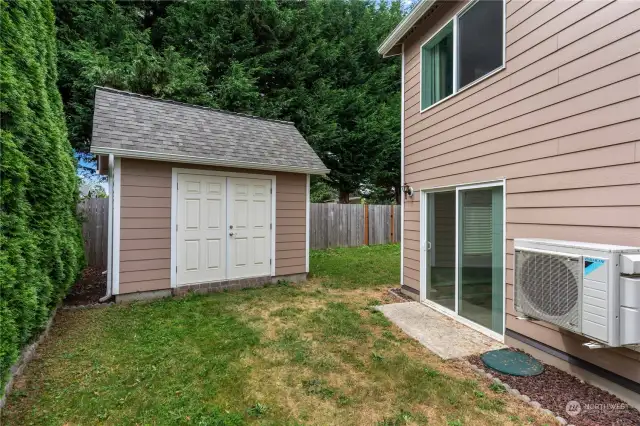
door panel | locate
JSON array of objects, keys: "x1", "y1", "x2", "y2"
[
  {"x1": 228, "y1": 177, "x2": 272, "y2": 278},
  {"x1": 177, "y1": 174, "x2": 226, "y2": 285},
  {"x1": 425, "y1": 191, "x2": 456, "y2": 311},
  {"x1": 457, "y1": 186, "x2": 504, "y2": 334}
]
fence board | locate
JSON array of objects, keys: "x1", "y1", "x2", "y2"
[
  {"x1": 310, "y1": 203, "x2": 400, "y2": 249},
  {"x1": 77, "y1": 198, "x2": 109, "y2": 268},
  {"x1": 79, "y1": 201, "x2": 400, "y2": 263}
]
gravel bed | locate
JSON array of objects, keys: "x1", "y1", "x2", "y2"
[{"x1": 467, "y1": 351, "x2": 640, "y2": 426}]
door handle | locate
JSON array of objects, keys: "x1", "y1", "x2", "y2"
[{"x1": 427, "y1": 241, "x2": 432, "y2": 250}]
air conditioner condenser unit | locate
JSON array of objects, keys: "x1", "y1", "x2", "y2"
[{"x1": 514, "y1": 239, "x2": 640, "y2": 348}]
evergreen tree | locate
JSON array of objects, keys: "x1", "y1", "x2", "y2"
[
  {"x1": 54, "y1": 0, "x2": 403, "y2": 202},
  {"x1": 0, "y1": 0, "x2": 84, "y2": 388}
]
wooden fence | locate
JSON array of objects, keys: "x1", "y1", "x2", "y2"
[
  {"x1": 77, "y1": 200, "x2": 400, "y2": 267},
  {"x1": 77, "y1": 198, "x2": 109, "y2": 268},
  {"x1": 310, "y1": 203, "x2": 400, "y2": 249}
]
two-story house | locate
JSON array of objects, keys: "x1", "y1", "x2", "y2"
[{"x1": 379, "y1": 0, "x2": 640, "y2": 406}]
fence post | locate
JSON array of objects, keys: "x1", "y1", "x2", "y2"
[
  {"x1": 390, "y1": 205, "x2": 394, "y2": 243},
  {"x1": 364, "y1": 204, "x2": 369, "y2": 246}
]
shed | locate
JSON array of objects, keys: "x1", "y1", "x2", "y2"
[{"x1": 91, "y1": 87, "x2": 329, "y2": 302}]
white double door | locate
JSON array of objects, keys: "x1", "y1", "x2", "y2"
[{"x1": 177, "y1": 173, "x2": 272, "y2": 285}]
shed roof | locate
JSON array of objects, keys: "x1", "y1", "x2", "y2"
[{"x1": 90, "y1": 87, "x2": 329, "y2": 175}]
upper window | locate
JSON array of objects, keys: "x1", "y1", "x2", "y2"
[{"x1": 421, "y1": 0, "x2": 504, "y2": 111}]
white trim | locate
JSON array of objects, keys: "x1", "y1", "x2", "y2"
[
  {"x1": 271, "y1": 176, "x2": 276, "y2": 277},
  {"x1": 305, "y1": 174, "x2": 310, "y2": 274},
  {"x1": 419, "y1": 0, "x2": 506, "y2": 114},
  {"x1": 170, "y1": 169, "x2": 178, "y2": 288},
  {"x1": 112, "y1": 157, "x2": 121, "y2": 295},
  {"x1": 378, "y1": 0, "x2": 437, "y2": 57},
  {"x1": 91, "y1": 146, "x2": 329, "y2": 176},
  {"x1": 106, "y1": 154, "x2": 114, "y2": 297},
  {"x1": 172, "y1": 168, "x2": 276, "y2": 180},
  {"x1": 454, "y1": 186, "x2": 460, "y2": 313},
  {"x1": 419, "y1": 177, "x2": 506, "y2": 193},
  {"x1": 452, "y1": 15, "x2": 459, "y2": 93},
  {"x1": 419, "y1": 178, "x2": 506, "y2": 341},
  {"x1": 419, "y1": 188, "x2": 426, "y2": 300},
  {"x1": 226, "y1": 177, "x2": 231, "y2": 278},
  {"x1": 400, "y1": 43, "x2": 405, "y2": 286},
  {"x1": 457, "y1": 180, "x2": 505, "y2": 191},
  {"x1": 170, "y1": 167, "x2": 277, "y2": 288}
]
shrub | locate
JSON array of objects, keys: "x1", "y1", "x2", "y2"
[{"x1": 0, "y1": 0, "x2": 84, "y2": 391}]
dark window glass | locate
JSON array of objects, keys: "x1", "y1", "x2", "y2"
[
  {"x1": 421, "y1": 22, "x2": 453, "y2": 109},
  {"x1": 457, "y1": 0, "x2": 503, "y2": 89}
]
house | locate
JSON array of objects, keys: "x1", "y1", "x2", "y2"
[
  {"x1": 380, "y1": 0, "x2": 640, "y2": 405},
  {"x1": 91, "y1": 87, "x2": 329, "y2": 302}
]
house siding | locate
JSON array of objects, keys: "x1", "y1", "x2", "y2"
[
  {"x1": 401, "y1": 0, "x2": 640, "y2": 382},
  {"x1": 118, "y1": 158, "x2": 307, "y2": 294}
]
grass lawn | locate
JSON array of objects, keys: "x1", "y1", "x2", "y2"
[{"x1": 3, "y1": 244, "x2": 553, "y2": 425}]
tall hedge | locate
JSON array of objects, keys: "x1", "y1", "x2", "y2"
[{"x1": 0, "y1": 0, "x2": 84, "y2": 389}]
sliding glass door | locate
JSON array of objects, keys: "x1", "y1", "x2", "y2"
[
  {"x1": 457, "y1": 186, "x2": 504, "y2": 334},
  {"x1": 425, "y1": 191, "x2": 456, "y2": 311},
  {"x1": 422, "y1": 183, "x2": 504, "y2": 336}
]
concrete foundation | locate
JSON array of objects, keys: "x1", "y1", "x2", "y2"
[
  {"x1": 115, "y1": 273, "x2": 308, "y2": 302},
  {"x1": 115, "y1": 289, "x2": 172, "y2": 303}
]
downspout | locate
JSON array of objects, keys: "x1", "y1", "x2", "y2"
[{"x1": 99, "y1": 154, "x2": 115, "y2": 302}]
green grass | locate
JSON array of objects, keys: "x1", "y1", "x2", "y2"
[
  {"x1": 309, "y1": 244, "x2": 401, "y2": 288},
  {"x1": 3, "y1": 244, "x2": 551, "y2": 425}
]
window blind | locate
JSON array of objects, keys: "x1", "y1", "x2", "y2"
[{"x1": 462, "y1": 191, "x2": 492, "y2": 255}]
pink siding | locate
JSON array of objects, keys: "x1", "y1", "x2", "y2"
[
  {"x1": 401, "y1": 0, "x2": 640, "y2": 381},
  {"x1": 118, "y1": 158, "x2": 307, "y2": 293}
]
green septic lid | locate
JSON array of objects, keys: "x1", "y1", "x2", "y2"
[{"x1": 481, "y1": 349, "x2": 544, "y2": 377}]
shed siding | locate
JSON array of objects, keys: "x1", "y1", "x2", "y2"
[
  {"x1": 402, "y1": 0, "x2": 640, "y2": 381},
  {"x1": 119, "y1": 158, "x2": 306, "y2": 293}
]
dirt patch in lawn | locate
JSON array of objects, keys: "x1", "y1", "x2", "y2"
[
  {"x1": 63, "y1": 266, "x2": 107, "y2": 306},
  {"x1": 388, "y1": 287, "x2": 414, "y2": 301},
  {"x1": 468, "y1": 352, "x2": 640, "y2": 426}
]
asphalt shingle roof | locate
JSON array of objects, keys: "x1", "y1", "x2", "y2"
[{"x1": 90, "y1": 87, "x2": 329, "y2": 174}]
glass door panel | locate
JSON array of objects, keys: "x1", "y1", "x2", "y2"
[
  {"x1": 426, "y1": 191, "x2": 456, "y2": 311},
  {"x1": 457, "y1": 186, "x2": 503, "y2": 333}
]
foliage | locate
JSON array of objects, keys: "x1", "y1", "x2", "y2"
[
  {"x1": 54, "y1": 0, "x2": 403, "y2": 202},
  {"x1": 0, "y1": 0, "x2": 84, "y2": 390},
  {"x1": 310, "y1": 177, "x2": 337, "y2": 203}
]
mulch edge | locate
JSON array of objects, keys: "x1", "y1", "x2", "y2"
[
  {"x1": 460, "y1": 359, "x2": 568, "y2": 426},
  {"x1": 0, "y1": 306, "x2": 59, "y2": 411},
  {"x1": 387, "y1": 287, "x2": 413, "y2": 302}
]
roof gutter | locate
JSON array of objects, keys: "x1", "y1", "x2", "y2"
[
  {"x1": 90, "y1": 146, "x2": 330, "y2": 176},
  {"x1": 378, "y1": 0, "x2": 437, "y2": 57}
]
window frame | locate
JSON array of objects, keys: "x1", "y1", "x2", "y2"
[{"x1": 419, "y1": 0, "x2": 506, "y2": 113}]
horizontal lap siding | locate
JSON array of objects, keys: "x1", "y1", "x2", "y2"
[
  {"x1": 401, "y1": 0, "x2": 640, "y2": 374},
  {"x1": 118, "y1": 159, "x2": 306, "y2": 294},
  {"x1": 120, "y1": 159, "x2": 172, "y2": 293}
]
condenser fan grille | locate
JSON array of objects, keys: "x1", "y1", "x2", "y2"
[{"x1": 515, "y1": 250, "x2": 581, "y2": 333}]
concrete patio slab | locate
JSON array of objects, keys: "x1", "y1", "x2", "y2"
[{"x1": 377, "y1": 302, "x2": 506, "y2": 359}]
